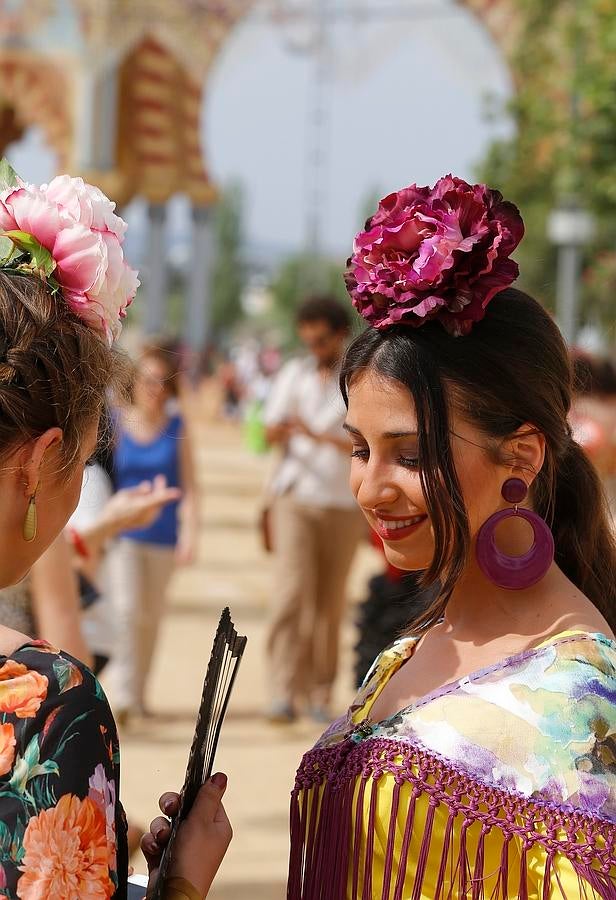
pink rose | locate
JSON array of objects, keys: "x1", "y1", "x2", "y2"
[
  {"x1": 0, "y1": 175, "x2": 138, "y2": 343},
  {"x1": 44, "y1": 175, "x2": 127, "y2": 239},
  {"x1": 345, "y1": 175, "x2": 524, "y2": 336}
]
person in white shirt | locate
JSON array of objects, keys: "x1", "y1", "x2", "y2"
[{"x1": 263, "y1": 296, "x2": 365, "y2": 722}]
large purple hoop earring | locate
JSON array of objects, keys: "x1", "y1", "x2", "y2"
[{"x1": 475, "y1": 477, "x2": 554, "y2": 590}]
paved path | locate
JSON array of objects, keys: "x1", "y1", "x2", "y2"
[{"x1": 113, "y1": 410, "x2": 380, "y2": 897}]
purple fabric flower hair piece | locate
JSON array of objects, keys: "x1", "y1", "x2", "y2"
[{"x1": 345, "y1": 175, "x2": 525, "y2": 336}]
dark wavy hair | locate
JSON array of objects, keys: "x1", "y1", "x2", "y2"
[{"x1": 340, "y1": 287, "x2": 616, "y2": 633}]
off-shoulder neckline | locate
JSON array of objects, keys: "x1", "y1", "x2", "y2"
[{"x1": 362, "y1": 630, "x2": 616, "y2": 729}]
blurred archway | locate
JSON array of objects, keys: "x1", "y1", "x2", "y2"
[{"x1": 0, "y1": 0, "x2": 518, "y2": 345}]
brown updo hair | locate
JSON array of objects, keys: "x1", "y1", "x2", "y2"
[
  {"x1": 341, "y1": 288, "x2": 616, "y2": 633},
  {"x1": 0, "y1": 271, "x2": 126, "y2": 473}
]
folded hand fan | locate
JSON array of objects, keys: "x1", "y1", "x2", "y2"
[{"x1": 150, "y1": 607, "x2": 247, "y2": 899}]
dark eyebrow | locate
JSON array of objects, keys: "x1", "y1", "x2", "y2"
[
  {"x1": 383, "y1": 431, "x2": 418, "y2": 439},
  {"x1": 343, "y1": 423, "x2": 418, "y2": 440}
]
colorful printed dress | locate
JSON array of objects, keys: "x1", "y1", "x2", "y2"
[
  {"x1": 0, "y1": 640, "x2": 128, "y2": 899},
  {"x1": 289, "y1": 631, "x2": 616, "y2": 898}
]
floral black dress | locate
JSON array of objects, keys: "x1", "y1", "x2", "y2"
[{"x1": 0, "y1": 640, "x2": 128, "y2": 899}]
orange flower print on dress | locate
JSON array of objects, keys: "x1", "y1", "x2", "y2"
[
  {"x1": 18, "y1": 794, "x2": 114, "y2": 900},
  {"x1": 0, "y1": 661, "x2": 48, "y2": 719},
  {"x1": 0, "y1": 724, "x2": 16, "y2": 777}
]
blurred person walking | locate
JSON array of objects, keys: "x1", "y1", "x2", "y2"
[
  {"x1": 218, "y1": 355, "x2": 243, "y2": 419},
  {"x1": 108, "y1": 345, "x2": 198, "y2": 722},
  {"x1": 264, "y1": 296, "x2": 364, "y2": 723}
]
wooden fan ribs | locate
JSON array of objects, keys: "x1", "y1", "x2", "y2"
[{"x1": 151, "y1": 607, "x2": 247, "y2": 900}]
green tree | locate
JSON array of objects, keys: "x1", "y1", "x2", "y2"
[
  {"x1": 478, "y1": 0, "x2": 616, "y2": 329},
  {"x1": 211, "y1": 183, "x2": 246, "y2": 335}
]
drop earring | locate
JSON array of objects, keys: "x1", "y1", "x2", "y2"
[
  {"x1": 475, "y1": 477, "x2": 554, "y2": 590},
  {"x1": 23, "y1": 490, "x2": 37, "y2": 543}
]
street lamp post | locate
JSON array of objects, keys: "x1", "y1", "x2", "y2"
[
  {"x1": 270, "y1": 0, "x2": 463, "y2": 262},
  {"x1": 547, "y1": 199, "x2": 595, "y2": 345}
]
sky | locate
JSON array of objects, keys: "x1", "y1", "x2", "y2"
[
  {"x1": 205, "y1": 0, "x2": 513, "y2": 259},
  {"x1": 7, "y1": 0, "x2": 513, "y2": 266}
]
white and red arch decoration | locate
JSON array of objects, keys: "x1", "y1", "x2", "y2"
[
  {"x1": 116, "y1": 36, "x2": 217, "y2": 206},
  {"x1": 0, "y1": 1, "x2": 517, "y2": 206},
  {"x1": 0, "y1": 51, "x2": 72, "y2": 169}
]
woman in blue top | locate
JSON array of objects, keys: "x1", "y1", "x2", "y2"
[{"x1": 110, "y1": 343, "x2": 198, "y2": 722}]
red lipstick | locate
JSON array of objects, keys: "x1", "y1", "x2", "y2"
[{"x1": 373, "y1": 514, "x2": 428, "y2": 542}]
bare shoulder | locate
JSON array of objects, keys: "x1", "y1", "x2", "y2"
[
  {"x1": 541, "y1": 587, "x2": 615, "y2": 642},
  {"x1": 0, "y1": 624, "x2": 34, "y2": 658}
]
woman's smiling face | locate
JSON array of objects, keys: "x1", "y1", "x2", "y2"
[{"x1": 345, "y1": 370, "x2": 506, "y2": 572}]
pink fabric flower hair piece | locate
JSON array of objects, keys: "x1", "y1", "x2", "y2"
[
  {"x1": 0, "y1": 161, "x2": 139, "y2": 345},
  {"x1": 345, "y1": 174, "x2": 524, "y2": 336}
]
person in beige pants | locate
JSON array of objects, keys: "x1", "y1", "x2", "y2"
[
  {"x1": 107, "y1": 537, "x2": 176, "y2": 715},
  {"x1": 264, "y1": 296, "x2": 364, "y2": 723},
  {"x1": 107, "y1": 344, "x2": 198, "y2": 723},
  {"x1": 269, "y1": 496, "x2": 365, "y2": 716}
]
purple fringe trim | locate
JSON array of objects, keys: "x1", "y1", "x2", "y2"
[{"x1": 287, "y1": 737, "x2": 616, "y2": 899}]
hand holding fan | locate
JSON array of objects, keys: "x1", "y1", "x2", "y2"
[{"x1": 149, "y1": 607, "x2": 247, "y2": 899}]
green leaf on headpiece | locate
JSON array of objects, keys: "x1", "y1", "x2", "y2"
[
  {"x1": 0, "y1": 158, "x2": 20, "y2": 192},
  {"x1": 2, "y1": 231, "x2": 56, "y2": 277}
]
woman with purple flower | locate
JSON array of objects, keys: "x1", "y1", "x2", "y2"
[{"x1": 286, "y1": 176, "x2": 616, "y2": 897}]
